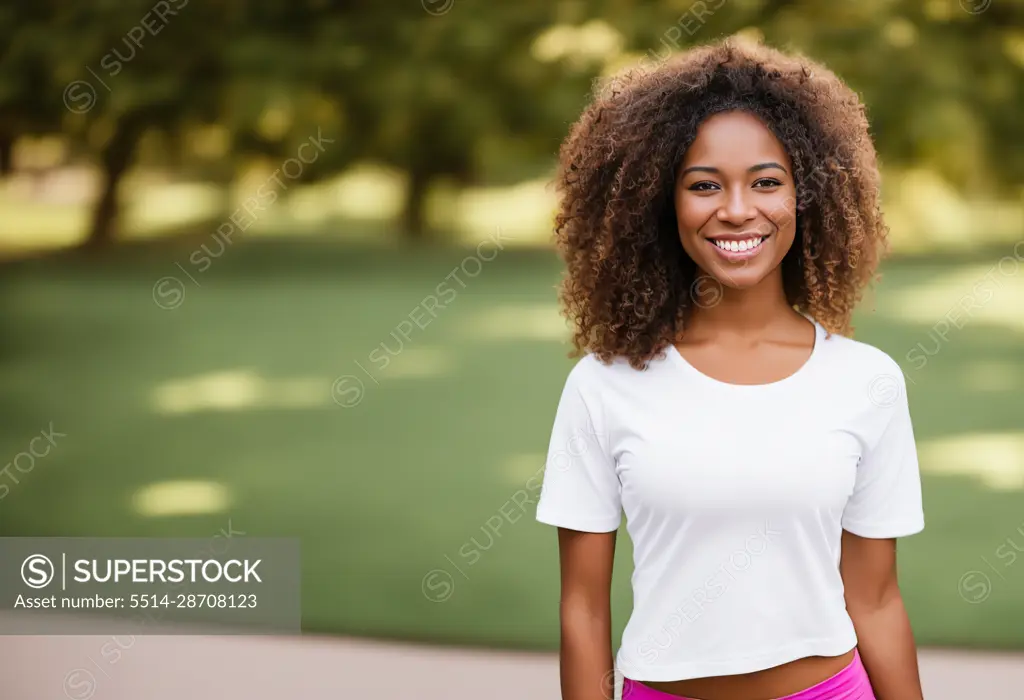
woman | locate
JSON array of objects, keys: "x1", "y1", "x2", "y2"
[{"x1": 534, "y1": 38, "x2": 926, "y2": 700}]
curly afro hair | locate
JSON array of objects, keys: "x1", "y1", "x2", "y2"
[{"x1": 554, "y1": 36, "x2": 888, "y2": 370}]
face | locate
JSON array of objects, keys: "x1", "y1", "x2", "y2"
[{"x1": 674, "y1": 110, "x2": 797, "y2": 290}]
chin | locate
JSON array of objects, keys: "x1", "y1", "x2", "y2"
[{"x1": 701, "y1": 259, "x2": 774, "y2": 289}]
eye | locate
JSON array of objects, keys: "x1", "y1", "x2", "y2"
[
  {"x1": 688, "y1": 181, "x2": 720, "y2": 192},
  {"x1": 753, "y1": 177, "x2": 783, "y2": 188}
]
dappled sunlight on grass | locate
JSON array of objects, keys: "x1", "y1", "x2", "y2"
[
  {"x1": 151, "y1": 356, "x2": 453, "y2": 417},
  {"x1": 0, "y1": 163, "x2": 407, "y2": 251},
  {"x1": 131, "y1": 480, "x2": 232, "y2": 517},
  {"x1": 961, "y1": 361, "x2": 1024, "y2": 393},
  {"x1": 0, "y1": 159, "x2": 560, "y2": 252},
  {"x1": 920, "y1": 432, "x2": 1024, "y2": 491},
  {"x1": 881, "y1": 169, "x2": 1024, "y2": 253},
  {"x1": 2, "y1": 245, "x2": 1022, "y2": 647},
  {"x1": 531, "y1": 20, "x2": 625, "y2": 66},
  {"x1": 330, "y1": 163, "x2": 404, "y2": 222},
  {"x1": 0, "y1": 186, "x2": 85, "y2": 251},
  {"x1": 151, "y1": 369, "x2": 328, "y2": 414},
  {"x1": 123, "y1": 180, "x2": 222, "y2": 238},
  {"x1": 883, "y1": 264, "x2": 1024, "y2": 334},
  {"x1": 372, "y1": 346, "x2": 454, "y2": 379},
  {"x1": 457, "y1": 303, "x2": 569, "y2": 341},
  {"x1": 451, "y1": 177, "x2": 557, "y2": 246},
  {"x1": 501, "y1": 453, "x2": 546, "y2": 486},
  {"x1": 3, "y1": 160, "x2": 1022, "y2": 255}
]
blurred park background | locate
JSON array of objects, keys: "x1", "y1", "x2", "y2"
[{"x1": 0, "y1": 0, "x2": 1022, "y2": 658}]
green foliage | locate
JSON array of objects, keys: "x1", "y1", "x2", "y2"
[
  {"x1": 0, "y1": 0, "x2": 1021, "y2": 242},
  {"x1": 627, "y1": 0, "x2": 1024, "y2": 193}
]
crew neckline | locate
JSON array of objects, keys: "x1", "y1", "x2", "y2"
[{"x1": 666, "y1": 314, "x2": 824, "y2": 390}]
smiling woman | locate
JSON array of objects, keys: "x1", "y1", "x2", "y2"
[
  {"x1": 536, "y1": 37, "x2": 926, "y2": 700},
  {"x1": 555, "y1": 38, "x2": 886, "y2": 371},
  {"x1": 675, "y1": 113, "x2": 797, "y2": 283}
]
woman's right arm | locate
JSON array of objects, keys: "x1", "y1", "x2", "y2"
[{"x1": 557, "y1": 526, "x2": 618, "y2": 700}]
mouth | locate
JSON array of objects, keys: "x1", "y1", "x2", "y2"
[{"x1": 705, "y1": 232, "x2": 771, "y2": 261}]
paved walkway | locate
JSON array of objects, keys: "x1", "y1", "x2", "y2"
[{"x1": 2, "y1": 625, "x2": 1023, "y2": 699}]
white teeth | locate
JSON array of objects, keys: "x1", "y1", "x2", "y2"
[{"x1": 713, "y1": 236, "x2": 764, "y2": 253}]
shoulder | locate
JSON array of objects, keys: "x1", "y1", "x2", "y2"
[
  {"x1": 567, "y1": 352, "x2": 633, "y2": 380},
  {"x1": 561, "y1": 350, "x2": 669, "y2": 409},
  {"x1": 817, "y1": 326, "x2": 906, "y2": 387},
  {"x1": 814, "y1": 326, "x2": 912, "y2": 424},
  {"x1": 566, "y1": 350, "x2": 670, "y2": 387}
]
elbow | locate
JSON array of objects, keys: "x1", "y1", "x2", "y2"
[{"x1": 845, "y1": 582, "x2": 903, "y2": 617}]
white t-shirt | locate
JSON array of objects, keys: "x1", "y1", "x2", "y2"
[{"x1": 535, "y1": 317, "x2": 925, "y2": 681}]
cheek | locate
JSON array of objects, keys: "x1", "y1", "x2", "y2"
[
  {"x1": 764, "y1": 192, "x2": 798, "y2": 238},
  {"x1": 675, "y1": 192, "x2": 713, "y2": 236}
]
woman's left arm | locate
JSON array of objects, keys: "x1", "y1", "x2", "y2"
[{"x1": 840, "y1": 530, "x2": 924, "y2": 700}]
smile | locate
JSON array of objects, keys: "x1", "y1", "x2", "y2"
[{"x1": 706, "y1": 234, "x2": 770, "y2": 261}]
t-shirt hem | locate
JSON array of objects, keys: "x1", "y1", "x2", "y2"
[
  {"x1": 616, "y1": 634, "x2": 858, "y2": 682},
  {"x1": 841, "y1": 517, "x2": 925, "y2": 539},
  {"x1": 535, "y1": 508, "x2": 621, "y2": 533}
]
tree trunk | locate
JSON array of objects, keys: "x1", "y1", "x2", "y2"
[
  {"x1": 401, "y1": 167, "x2": 430, "y2": 241},
  {"x1": 0, "y1": 130, "x2": 13, "y2": 177},
  {"x1": 83, "y1": 111, "x2": 151, "y2": 249}
]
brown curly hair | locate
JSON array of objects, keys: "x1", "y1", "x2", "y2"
[{"x1": 554, "y1": 37, "x2": 888, "y2": 370}]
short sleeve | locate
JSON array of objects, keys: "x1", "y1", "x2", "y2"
[
  {"x1": 842, "y1": 373, "x2": 925, "y2": 538},
  {"x1": 535, "y1": 360, "x2": 622, "y2": 533}
]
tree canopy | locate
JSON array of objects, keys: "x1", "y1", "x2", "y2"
[{"x1": 1, "y1": 0, "x2": 1021, "y2": 245}]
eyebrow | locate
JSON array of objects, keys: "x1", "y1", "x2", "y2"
[{"x1": 680, "y1": 162, "x2": 789, "y2": 176}]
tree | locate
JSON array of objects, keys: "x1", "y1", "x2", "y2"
[
  {"x1": 321, "y1": 2, "x2": 604, "y2": 238},
  {"x1": 614, "y1": 0, "x2": 1024, "y2": 195},
  {"x1": 1, "y1": 0, "x2": 1021, "y2": 248},
  {"x1": 0, "y1": 0, "x2": 235, "y2": 247}
]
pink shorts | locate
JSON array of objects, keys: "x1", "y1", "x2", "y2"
[{"x1": 622, "y1": 649, "x2": 876, "y2": 700}]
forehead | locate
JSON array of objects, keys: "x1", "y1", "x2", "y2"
[{"x1": 681, "y1": 110, "x2": 791, "y2": 168}]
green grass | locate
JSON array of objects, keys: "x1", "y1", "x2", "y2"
[{"x1": 0, "y1": 239, "x2": 1022, "y2": 650}]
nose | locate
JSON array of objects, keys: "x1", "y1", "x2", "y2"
[{"x1": 716, "y1": 188, "x2": 757, "y2": 226}]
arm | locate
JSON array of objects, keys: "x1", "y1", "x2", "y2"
[
  {"x1": 839, "y1": 530, "x2": 924, "y2": 700},
  {"x1": 557, "y1": 526, "x2": 617, "y2": 700}
]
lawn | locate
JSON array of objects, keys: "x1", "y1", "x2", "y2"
[{"x1": 0, "y1": 239, "x2": 1022, "y2": 650}]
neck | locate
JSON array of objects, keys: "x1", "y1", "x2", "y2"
[{"x1": 687, "y1": 269, "x2": 795, "y2": 333}]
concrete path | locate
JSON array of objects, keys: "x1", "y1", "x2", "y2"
[{"x1": 1, "y1": 626, "x2": 1022, "y2": 699}]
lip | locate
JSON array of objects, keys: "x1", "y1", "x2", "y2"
[
  {"x1": 705, "y1": 232, "x2": 771, "y2": 262},
  {"x1": 705, "y1": 230, "x2": 771, "y2": 242}
]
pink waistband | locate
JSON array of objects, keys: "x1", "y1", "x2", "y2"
[{"x1": 622, "y1": 649, "x2": 875, "y2": 700}]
